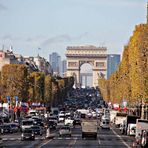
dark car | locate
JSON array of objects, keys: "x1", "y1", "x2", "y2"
[
  {"x1": 48, "y1": 121, "x2": 57, "y2": 129},
  {"x1": 31, "y1": 125, "x2": 43, "y2": 136},
  {"x1": 0, "y1": 136, "x2": 2, "y2": 148},
  {"x1": 32, "y1": 117, "x2": 44, "y2": 127},
  {"x1": 0, "y1": 124, "x2": 13, "y2": 134},
  {"x1": 9, "y1": 123, "x2": 19, "y2": 133},
  {"x1": 21, "y1": 128, "x2": 35, "y2": 140},
  {"x1": 73, "y1": 118, "x2": 81, "y2": 126}
]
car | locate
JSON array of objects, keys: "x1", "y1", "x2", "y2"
[
  {"x1": 31, "y1": 125, "x2": 43, "y2": 136},
  {"x1": 59, "y1": 126, "x2": 71, "y2": 137},
  {"x1": 0, "y1": 124, "x2": 13, "y2": 134},
  {"x1": 32, "y1": 117, "x2": 44, "y2": 127},
  {"x1": 21, "y1": 128, "x2": 35, "y2": 141},
  {"x1": 0, "y1": 136, "x2": 2, "y2": 148},
  {"x1": 73, "y1": 118, "x2": 81, "y2": 127},
  {"x1": 9, "y1": 123, "x2": 19, "y2": 133},
  {"x1": 64, "y1": 117, "x2": 74, "y2": 126},
  {"x1": 48, "y1": 121, "x2": 57, "y2": 129}
]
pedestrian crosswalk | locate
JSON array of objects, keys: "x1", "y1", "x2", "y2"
[
  {"x1": 2, "y1": 135, "x2": 134, "y2": 143},
  {"x1": 2, "y1": 137, "x2": 46, "y2": 141}
]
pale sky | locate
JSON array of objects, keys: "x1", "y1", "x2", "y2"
[{"x1": 0, "y1": 0, "x2": 146, "y2": 60}]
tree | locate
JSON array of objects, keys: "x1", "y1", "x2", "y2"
[
  {"x1": 1, "y1": 64, "x2": 28, "y2": 102},
  {"x1": 44, "y1": 75, "x2": 52, "y2": 105},
  {"x1": 29, "y1": 72, "x2": 45, "y2": 102}
]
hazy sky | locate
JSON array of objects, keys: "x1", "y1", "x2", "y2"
[{"x1": 0, "y1": 0, "x2": 146, "y2": 60}]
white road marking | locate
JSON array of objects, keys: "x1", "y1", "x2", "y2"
[
  {"x1": 39, "y1": 139, "x2": 53, "y2": 148},
  {"x1": 68, "y1": 137, "x2": 77, "y2": 148},
  {"x1": 98, "y1": 139, "x2": 101, "y2": 145},
  {"x1": 111, "y1": 128, "x2": 131, "y2": 148}
]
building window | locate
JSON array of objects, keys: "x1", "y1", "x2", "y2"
[
  {"x1": 68, "y1": 62, "x2": 77, "y2": 67},
  {"x1": 96, "y1": 62, "x2": 105, "y2": 67}
]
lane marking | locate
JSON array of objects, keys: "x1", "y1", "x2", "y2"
[
  {"x1": 111, "y1": 128, "x2": 131, "y2": 148},
  {"x1": 39, "y1": 139, "x2": 53, "y2": 148},
  {"x1": 67, "y1": 137, "x2": 77, "y2": 148},
  {"x1": 98, "y1": 139, "x2": 101, "y2": 145}
]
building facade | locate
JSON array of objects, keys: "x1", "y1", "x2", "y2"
[
  {"x1": 0, "y1": 49, "x2": 52, "y2": 74},
  {"x1": 0, "y1": 50, "x2": 20, "y2": 71},
  {"x1": 107, "y1": 54, "x2": 120, "y2": 79}
]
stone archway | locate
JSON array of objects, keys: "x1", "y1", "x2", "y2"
[
  {"x1": 66, "y1": 45, "x2": 107, "y2": 88},
  {"x1": 80, "y1": 63, "x2": 93, "y2": 88}
]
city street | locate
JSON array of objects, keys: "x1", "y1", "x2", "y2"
[{"x1": 2, "y1": 125, "x2": 134, "y2": 148}]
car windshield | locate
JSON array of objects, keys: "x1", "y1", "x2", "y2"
[
  {"x1": 61, "y1": 127, "x2": 70, "y2": 130},
  {"x1": 23, "y1": 129, "x2": 33, "y2": 133},
  {"x1": 11, "y1": 124, "x2": 17, "y2": 127},
  {"x1": 3, "y1": 125, "x2": 10, "y2": 128},
  {"x1": 49, "y1": 121, "x2": 54, "y2": 124},
  {"x1": 22, "y1": 120, "x2": 33, "y2": 125},
  {"x1": 32, "y1": 126, "x2": 40, "y2": 129}
]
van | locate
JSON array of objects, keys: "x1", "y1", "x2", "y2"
[
  {"x1": 115, "y1": 112, "x2": 127, "y2": 127},
  {"x1": 127, "y1": 123, "x2": 136, "y2": 136},
  {"x1": 100, "y1": 117, "x2": 110, "y2": 129},
  {"x1": 81, "y1": 119, "x2": 98, "y2": 139}
]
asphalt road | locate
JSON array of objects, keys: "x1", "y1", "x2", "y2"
[{"x1": 2, "y1": 125, "x2": 135, "y2": 148}]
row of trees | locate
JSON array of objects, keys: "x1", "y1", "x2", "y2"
[
  {"x1": 0, "y1": 64, "x2": 74, "y2": 107},
  {"x1": 99, "y1": 24, "x2": 148, "y2": 107}
]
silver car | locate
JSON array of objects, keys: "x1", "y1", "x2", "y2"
[{"x1": 59, "y1": 126, "x2": 71, "y2": 137}]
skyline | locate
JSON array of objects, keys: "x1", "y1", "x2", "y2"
[{"x1": 0, "y1": 0, "x2": 147, "y2": 60}]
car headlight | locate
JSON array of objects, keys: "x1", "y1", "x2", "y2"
[{"x1": 21, "y1": 133, "x2": 24, "y2": 137}]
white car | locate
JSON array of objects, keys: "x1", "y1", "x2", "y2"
[
  {"x1": 59, "y1": 126, "x2": 71, "y2": 137},
  {"x1": 65, "y1": 117, "x2": 74, "y2": 126}
]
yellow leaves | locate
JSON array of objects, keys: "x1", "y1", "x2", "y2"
[
  {"x1": 1, "y1": 64, "x2": 28, "y2": 100},
  {"x1": 104, "y1": 23, "x2": 148, "y2": 105}
]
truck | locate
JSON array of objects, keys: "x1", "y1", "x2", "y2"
[
  {"x1": 81, "y1": 119, "x2": 98, "y2": 139},
  {"x1": 114, "y1": 112, "x2": 127, "y2": 127},
  {"x1": 50, "y1": 107, "x2": 59, "y2": 117},
  {"x1": 135, "y1": 119, "x2": 148, "y2": 145},
  {"x1": 121, "y1": 115, "x2": 140, "y2": 135},
  {"x1": 110, "y1": 110, "x2": 118, "y2": 123}
]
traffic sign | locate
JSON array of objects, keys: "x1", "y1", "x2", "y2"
[
  {"x1": 15, "y1": 96, "x2": 19, "y2": 101},
  {"x1": 6, "y1": 96, "x2": 11, "y2": 103}
]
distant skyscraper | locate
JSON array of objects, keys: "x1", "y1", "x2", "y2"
[
  {"x1": 107, "y1": 54, "x2": 120, "y2": 79},
  {"x1": 49, "y1": 52, "x2": 62, "y2": 76},
  {"x1": 61, "y1": 60, "x2": 67, "y2": 77}
]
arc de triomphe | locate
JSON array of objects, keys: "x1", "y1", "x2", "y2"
[{"x1": 66, "y1": 45, "x2": 107, "y2": 88}]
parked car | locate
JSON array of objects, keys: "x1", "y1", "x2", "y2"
[
  {"x1": 21, "y1": 128, "x2": 35, "y2": 141},
  {"x1": 59, "y1": 126, "x2": 71, "y2": 137},
  {"x1": 31, "y1": 125, "x2": 43, "y2": 136}
]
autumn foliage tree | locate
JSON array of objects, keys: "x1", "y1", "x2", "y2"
[
  {"x1": 1, "y1": 64, "x2": 29, "y2": 102},
  {"x1": 99, "y1": 24, "x2": 148, "y2": 106}
]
